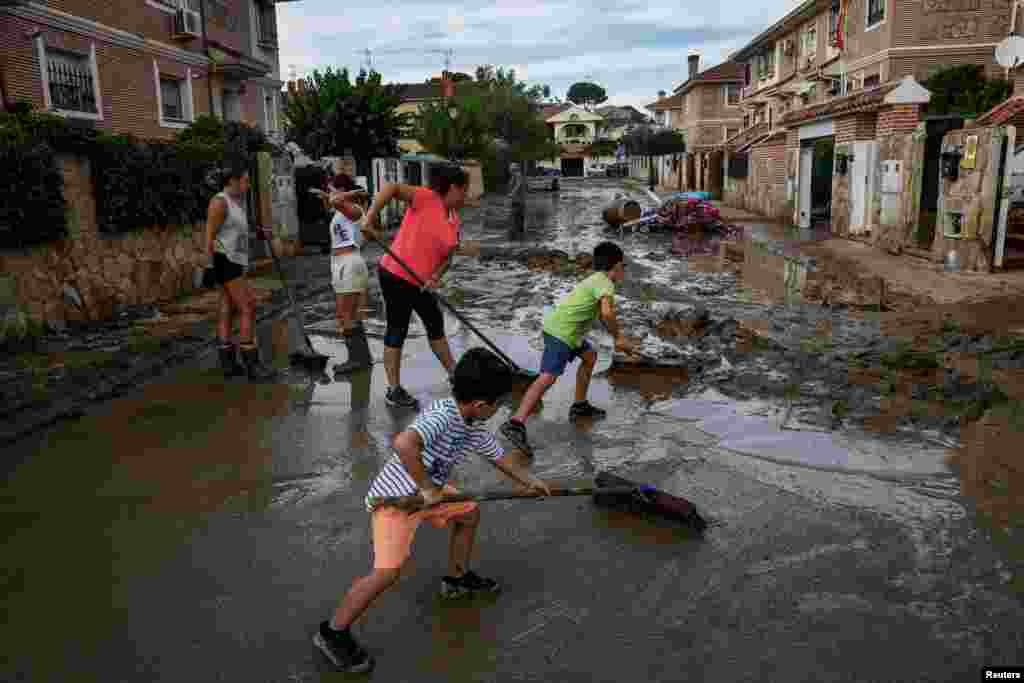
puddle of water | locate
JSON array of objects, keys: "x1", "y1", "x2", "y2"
[{"x1": 650, "y1": 391, "x2": 952, "y2": 480}]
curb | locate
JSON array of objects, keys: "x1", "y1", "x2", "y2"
[{"x1": 0, "y1": 282, "x2": 334, "y2": 449}]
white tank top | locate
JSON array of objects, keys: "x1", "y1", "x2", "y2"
[
  {"x1": 330, "y1": 209, "x2": 361, "y2": 250},
  {"x1": 214, "y1": 191, "x2": 249, "y2": 266}
]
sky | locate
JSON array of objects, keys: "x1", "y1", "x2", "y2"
[{"x1": 276, "y1": 0, "x2": 799, "y2": 112}]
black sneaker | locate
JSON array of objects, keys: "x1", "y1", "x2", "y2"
[
  {"x1": 499, "y1": 419, "x2": 534, "y2": 458},
  {"x1": 385, "y1": 385, "x2": 419, "y2": 409},
  {"x1": 440, "y1": 570, "x2": 501, "y2": 600},
  {"x1": 569, "y1": 401, "x2": 607, "y2": 421},
  {"x1": 313, "y1": 621, "x2": 375, "y2": 673}
]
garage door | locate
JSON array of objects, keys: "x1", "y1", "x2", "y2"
[{"x1": 561, "y1": 158, "x2": 584, "y2": 177}]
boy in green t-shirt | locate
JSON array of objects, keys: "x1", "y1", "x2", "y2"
[{"x1": 500, "y1": 241, "x2": 635, "y2": 456}]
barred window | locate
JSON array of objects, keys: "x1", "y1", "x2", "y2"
[{"x1": 46, "y1": 50, "x2": 97, "y2": 114}]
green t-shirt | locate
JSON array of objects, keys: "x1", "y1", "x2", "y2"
[{"x1": 543, "y1": 272, "x2": 615, "y2": 349}]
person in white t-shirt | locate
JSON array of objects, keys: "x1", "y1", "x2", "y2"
[{"x1": 327, "y1": 175, "x2": 372, "y2": 375}]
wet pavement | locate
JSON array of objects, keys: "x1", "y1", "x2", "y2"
[{"x1": 3, "y1": 178, "x2": 1023, "y2": 681}]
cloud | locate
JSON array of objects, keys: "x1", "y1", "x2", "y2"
[{"x1": 277, "y1": 0, "x2": 791, "y2": 95}]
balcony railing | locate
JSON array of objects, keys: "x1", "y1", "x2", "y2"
[{"x1": 48, "y1": 60, "x2": 97, "y2": 114}]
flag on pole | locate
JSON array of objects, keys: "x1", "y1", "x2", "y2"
[{"x1": 836, "y1": 0, "x2": 848, "y2": 51}]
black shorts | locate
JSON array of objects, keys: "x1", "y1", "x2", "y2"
[
  {"x1": 378, "y1": 267, "x2": 445, "y2": 347},
  {"x1": 214, "y1": 253, "x2": 244, "y2": 285}
]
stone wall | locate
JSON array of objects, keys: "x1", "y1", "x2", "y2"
[
  {"x1": 726, "y1": 137, "x2": 789, "y2": 219},
  {"x1": 930, "y1": 125, "x2": 1005, "y2": 271},
  {"x1": 0, "y1": 155, "x2": 212, "y2": 325},
  {"x1": 870, "y1": 128, "x2": 924, "y2": 254}
]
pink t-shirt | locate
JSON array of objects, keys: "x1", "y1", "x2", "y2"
[{"x1": 380, "y1": 187, "x2": 460, "y2": 286}]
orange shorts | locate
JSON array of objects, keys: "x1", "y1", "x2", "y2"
[{"x1": 371, "y1": 485, "x2": 478, "y2": 570}]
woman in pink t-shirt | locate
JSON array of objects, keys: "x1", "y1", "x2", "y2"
[{"x1": 362, "y1": 165, "x2": 471, "y2": 409}]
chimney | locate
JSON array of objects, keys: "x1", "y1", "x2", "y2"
[
  {"x1": 441, "y1": 71, "x2": 455, "y2": 98},
  {"x1": 688, "y1": 53, "x2": 700, "y2": 80}
]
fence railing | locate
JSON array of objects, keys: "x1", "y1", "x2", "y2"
[{"x1": 48, "y1": 60, "x2": 97, "y2": 114}]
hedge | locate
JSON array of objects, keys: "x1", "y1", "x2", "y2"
[
  {"x1": 0, "y1": 137, "x2": 68, "y2": 249},
  {"x1": 0, "y1": 105, "x2": 274, "y2": 243}
]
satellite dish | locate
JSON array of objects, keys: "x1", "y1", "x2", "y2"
[{"x1": 995, "y1": 35, "x2": 1024, "y2": 69}]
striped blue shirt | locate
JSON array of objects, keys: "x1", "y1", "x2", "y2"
[{"x1": 364, "y1": 399, "x2": 504, "y2": 510}]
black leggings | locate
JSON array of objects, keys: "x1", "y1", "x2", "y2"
[{"x1": 378, "y1": 267, "x2": 445, "y2": 347}]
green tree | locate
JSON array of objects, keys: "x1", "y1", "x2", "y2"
[
  {"x1": 415, "y1": 66, "x2": 558, "y2": 190},
  {"x1": 924, "y1": 65, "x2": 1011, "y2": 117},
  {"x1": 415, "y1": 93, "x2": 491, "y2": 161},
  {"x1": 281, "y1": 67, "x2": 409, "y2": 173},
  {"x1": 566, "y1": 81, "x2": 608, "y2": 109}
]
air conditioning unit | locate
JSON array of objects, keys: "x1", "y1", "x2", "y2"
[
  {"x1": 172, "y1": 8, "x2": 200, "y2": 39},
  {"x1": 803, "y1": 55, "x2": 815, "y2": 71}
]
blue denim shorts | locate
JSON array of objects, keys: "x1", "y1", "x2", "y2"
[{"x1": 540, "y1": 333, "x2": 592, "y2": 377}]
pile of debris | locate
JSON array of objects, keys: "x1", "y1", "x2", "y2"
[{"x1": 629, "y1": 196, "x2": 745, "y2": 256}]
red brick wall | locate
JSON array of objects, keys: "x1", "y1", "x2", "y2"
[
  {"x1": 835, "y1": 112, "x2": 878, "y2": 143},
  {"x1": 751, "y1": 137, "x2": 787, "y2": 186},
  {"x1": 877, "y1": 105, "x2": 921, "y2": 136},
  {"x1": 1, "y1": 4, "x2": 243, "y2": 139}
]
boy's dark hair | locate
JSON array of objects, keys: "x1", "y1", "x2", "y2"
[
  {"x1": 429, "y1": 164, "x2": 469, "y2": 197},
  {"x1": 593, "y1": 241, "x2": 625, "y2": 272},
  {"x1": 220, "y1": 164, "x2": 249, "y2": 187},
  {"x1": 451, "y1": 347, "x2": 513, "y2": 404}
]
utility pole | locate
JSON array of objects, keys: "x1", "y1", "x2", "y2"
[
  {"x1": 355, "y1": 48, "x2": 374, "y2": 72},
  {"x1": 427, "y1": 48, "x2": 455, "y2": 74}
]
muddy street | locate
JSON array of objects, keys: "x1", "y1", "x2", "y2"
[{"x1": 3, "y1": 178, "x2": 1023, "y2": 682}]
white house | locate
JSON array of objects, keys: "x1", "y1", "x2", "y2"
[{"x1": 542, "y1": 105, "x2": 612, "y2": 177}]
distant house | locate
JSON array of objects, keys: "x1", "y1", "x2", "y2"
[
  {"x1": 392, "y1": 72, "x2": 458, "y2": 153},
  {"x1": 540, "y1": 104, "x2": 616, "y2": 177},
  {"x1": 645, "y1": 55, "x2": 744, "y2": 197}
]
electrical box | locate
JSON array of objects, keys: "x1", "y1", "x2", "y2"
[{"x1": 881, "y1": 160, "x2": 902, "y2": 193}]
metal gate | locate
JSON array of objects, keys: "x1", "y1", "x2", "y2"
[{"x1": 373, "y1": 157, "x2": 403, "y2": 228}]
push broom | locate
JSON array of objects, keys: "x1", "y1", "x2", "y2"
[{"x1": 368, "y1": 470, "x2": 708, "y2": 532}]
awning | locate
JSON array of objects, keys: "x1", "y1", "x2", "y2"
[{"x1": 735, "y1": 132, "x2": 773, "y2": 154}]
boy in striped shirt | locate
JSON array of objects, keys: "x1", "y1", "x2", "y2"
[{"x1": 314, "y1": 347, "x2": 552, "y2": 673}]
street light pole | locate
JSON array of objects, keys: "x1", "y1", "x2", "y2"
[{"x1": 646, "y1": 126, "x2": 655, "y2": 192}]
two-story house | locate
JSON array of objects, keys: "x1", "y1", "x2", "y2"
[
  {"x1": 542, "y1": 104, "x2": 606, "y2": 177},
  {"x1": 727, "y1": 0, "x2": 1012, "y2": 234},
  {"x1": 0, "y1": 0, "x2": 289, "y2": 142},
  {"x1": 647, "y1": 54, "x2": 744, "y2": 197}
]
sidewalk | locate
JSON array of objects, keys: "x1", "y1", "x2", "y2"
[{"x1": 0, "y1": 246, "x2": 338, "y2": 448}]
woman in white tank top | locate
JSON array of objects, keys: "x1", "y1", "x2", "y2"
[{"x1": 204, "y1": 165, "x2": 275, "y2": 381}]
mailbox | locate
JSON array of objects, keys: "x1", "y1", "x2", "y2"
[
  {"x1": 940, "y1": 146, "x2": 962, "y2": 181},
  {"x1": 834, "y1": 152, "x2": 853, "y2": 176}
]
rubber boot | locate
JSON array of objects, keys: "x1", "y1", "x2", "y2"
[
  {"x1": 218, "y1": 343, "x2": 245, "y2": 378},
  {"x1": 333, "y1": 326, "x2": 373, "y2": 376},
  {"x1": 240, "y1": 345, "x2": 277, "y2": 382}
]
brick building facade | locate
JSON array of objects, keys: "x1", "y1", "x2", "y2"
[{"x1": 0, "y1": 0, "x2": 287, "y2": 141}]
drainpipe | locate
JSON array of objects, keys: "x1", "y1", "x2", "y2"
[
  {"x1": 199, "y1": 0, "x2": 215, "y2": 116},
  {"x1": 1007, "y1": 1, "x2": 1021, "y2": 81}
]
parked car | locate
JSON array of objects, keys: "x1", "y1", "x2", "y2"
[
  {"x1": 606, "y1": 162, "x2": 629, "y2": 178},
  {"x1": 590, "y1": 162, "x2": 607, "y2": 174}
]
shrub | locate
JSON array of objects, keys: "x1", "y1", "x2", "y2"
[{"x1": 0, "y1": 138, "x2": 67, "y2": 248}]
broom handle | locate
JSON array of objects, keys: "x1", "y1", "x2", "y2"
[
  {"x1": 366, "y1": 235, "x2": 526, "y2": 374},
  {"x1": 369, "y1": 485, "x2": 639, "y2": 512}
]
